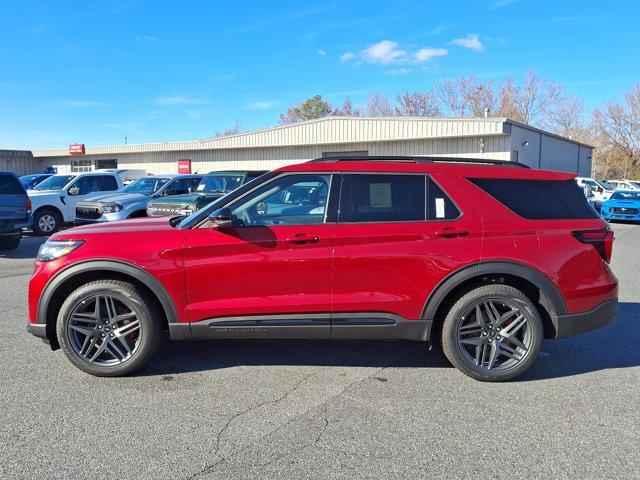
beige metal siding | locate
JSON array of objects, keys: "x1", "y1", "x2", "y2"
[
  {"x1": 43, "y1": 135, "x2": 510, "y2": 175},
  {"x1": 0, "y1": 150, "x2": 46, "y2": 175}
]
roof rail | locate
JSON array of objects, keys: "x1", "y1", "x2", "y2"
[{"x1": 307, "y1": 155, "x2": 530, "y2": 168}]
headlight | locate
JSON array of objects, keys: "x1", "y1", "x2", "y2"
[
  {"x1": 101, "y1": 204, "x2": 123, "y2": 213},
  {"x1": 37, "y1": 240, "x2": 85, "y2": 262}
]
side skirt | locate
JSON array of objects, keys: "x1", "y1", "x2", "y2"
[{"x1": 169, "y1": 313, "x2": 431, "y2": 341}]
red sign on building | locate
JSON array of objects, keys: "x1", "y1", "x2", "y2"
[
  {"x1": 69, "y1": 144, "x2": 85, "y2": 155},
  {"x1": 178, "y1": 159, "x2": 192, "y2": 174}
]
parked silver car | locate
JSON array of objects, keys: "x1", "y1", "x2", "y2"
[{"x1": 74, "y1": 174, "x2": 203, "y2": 225}]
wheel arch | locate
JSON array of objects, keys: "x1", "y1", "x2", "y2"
[
  {"x1": 33, "y1": 204, "x2": 63, "y2": 220},
  {"x1": 38, "y1": 259, "x2": 180, "y2": 349},
  {"x1": 423, "y1": 261, "x2": 566, "y2": 341}
]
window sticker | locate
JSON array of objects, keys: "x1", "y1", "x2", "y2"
[
  {"x1": 435, "y1": 197, "x2": 446, "y2": 218},
  {"x1": 370, "y1": 183, "x2": 392, "y2": 208}
]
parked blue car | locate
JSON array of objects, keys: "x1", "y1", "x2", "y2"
[
  {"x1": 19, "y1": 173, "x2": 52, "y2": 190},
  {"x1": 600, "y1": 190, "x2": 640, "y2": 222}
]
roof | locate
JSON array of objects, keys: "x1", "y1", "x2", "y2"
[
  {"x1": 30, "y1": 116, "x2": 592, "y2": 157},
  {"x1": 277, "y1": 156, "x2": 576, "y2": 180}
]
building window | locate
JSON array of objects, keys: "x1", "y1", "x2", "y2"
[
  {"x1": 322, "y1": 150, "x2": 368, "y2": 158},
  {"x1": 70, "y1": 159, "x2": 92, "y2": 172},
  {"x1": 512, "y1": 150, "x2": 519, "y2": 163},
  {"x1": 96, "y1": 159, "x2": 118, "y2": 170}
]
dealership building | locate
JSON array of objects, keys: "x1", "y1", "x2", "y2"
[{"x1": 7, "y1": 116, "x2": 593, "y2": 176}]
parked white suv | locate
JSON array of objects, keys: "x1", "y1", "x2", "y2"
[
  {"x1": 28, "y1": 170, "x2": 145, "y2": 235},
  {"x1": 575, "y1": 177, "x2": 615, "y2": 205},
  {"x1": 606, "y1": 179, "x2": 640, "y2": 191}
]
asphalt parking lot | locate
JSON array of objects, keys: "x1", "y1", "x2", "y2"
[{"x1": 1, "y1": 226, "x2": 639, "y2": 480}]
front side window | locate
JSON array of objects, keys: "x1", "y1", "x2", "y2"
[
  {"x1": 97, "y1": 175, "x2": 118, "y2": 191},
  {"x1": 338, "y1": 174, "x2": 426, "y2": 223},
  {"x1": 164, "y1": 178, "x2": 192, "y2": 196},
  {"x1": 228, "y1": 174, "x2": 331, "y2": 226},
  {"x1": 71, "y1": 176, "x2": 102, "y2": 195}
]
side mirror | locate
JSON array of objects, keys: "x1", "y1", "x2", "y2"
[
  {"x1": 206, "y1": 207, "x2": 233, "y2": 229},
  {"x1": 68, "y1": 186, "x2": 80, "y2": 196}
]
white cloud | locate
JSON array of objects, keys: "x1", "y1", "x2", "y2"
[
  {"x1": 317, "y1": 49, "x2": 326, "y2": 56},
  {"x1": 245, "y1": 100, "x2": 279, "y2": 110},
  {"x1": 450, "y1": 34, "x2": 484, "y2": 52},
  {"x1": 59, "y1": 100, "x2": 106, "y2": 107},
  {"x1": 360, "y1": 40, "x2": 406, "y2": 64},
  {"x1": 386, "y1": 68, "x2": 411, "y2": 75},
  {"x1": 153, "y1": 96, "x2": 207, "y2": 106},
  {"x1": 414, "y1": 47, "x2": 447, "y2": 62},
  {"x1": 187, "y1": 110, "x2": 204, "y2": 119},
  {"x1": 135, "y1": 35, "x2": 156, "y2": 42},
  {"x1": 340, "y1": 51, "x2": 356, "y2": 62}
]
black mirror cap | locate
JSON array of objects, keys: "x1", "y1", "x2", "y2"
[{"x1": 207, "y1": 207, "x2": 233, "y2": 229}]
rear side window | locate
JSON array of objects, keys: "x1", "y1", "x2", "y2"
[
  {"x1": 97, "y1": 175, "x2": 118, "y2": 191},
  {"x1": 428, "y1": 178, "x2": 460, "y2": 220},
  {"x1": 339, "y1": 174, "x2": 426, "y2": 223},
  {"x1": 0, "y1": 174, "x2": 24, "y2": 194},
  {"x1": 470, "y1": 178, "x2": 599, "y2": 220}
]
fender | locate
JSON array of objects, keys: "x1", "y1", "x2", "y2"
[
  {"x1": 422, "y1": 260, "x2": 567, "y2": 322},
  {"x1": 37, "y1": 259, "x2": 180, "y2": 329}
]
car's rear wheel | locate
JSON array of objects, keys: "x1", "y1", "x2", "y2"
[
  {"x1": 33, "y1": 209, "x2": 61, "y2": 236},
  {"x1": 0, "y1": 234, "x2": 21, "y2": 251},
  {"x1": 56, "y1": 280, "x2": 164, "y2": 376},
  {"x1": 441, "y1": 284, "x2": 543, "y2": 382}
]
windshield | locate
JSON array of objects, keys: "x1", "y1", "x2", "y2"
[
  {"x1": 32, "y1": 174, "x2": 76, "y2": 191},
  {"x1": 121, "y1": 177, "x2": 170, "y2": 195},
  {"x1": 197, "y1": 174, "x2": 244, "y2": 193},
  {"x1": 631, "y1": 182, "x2": 640, "y2": 189},
  {"x1": 611, "y1": 191, "x2": 640, "y2": 200}
]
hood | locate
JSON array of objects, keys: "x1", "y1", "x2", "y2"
[
  {"x1": 80, "y1": 192, "x2": 149, "y2": 205},
  {"x1": 28, "y1": 189, "x2": 62, "y2": 197},
  {"x1": 53, "y1": 217, "x2": 177, "y2": 238},
  {"x1": 604, "y1": 198, "x2": 640, "y2": 207},
  {"x1": 150, "y1": 192, "x2": 223, "y2": 205}
]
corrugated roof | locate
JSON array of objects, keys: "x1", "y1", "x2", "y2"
[{"x1": 30, "y1": 116, "x2": 591, "y2": 157}]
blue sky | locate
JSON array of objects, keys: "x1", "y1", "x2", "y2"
[{"x1": 1, "y1": 0, "x2": 638, "y2": 149}]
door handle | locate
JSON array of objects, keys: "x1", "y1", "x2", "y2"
[
  {"x1": 286, "y1": 233, "x2": 320, "y2": 244},
  {"x1": 435, "y1": 227, "x2": 469, "y2": 238}
]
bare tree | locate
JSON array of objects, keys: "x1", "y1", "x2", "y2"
[
  {"x1": 362, "y1": 92, "x2": 394, "y2": 117},
  {"x1": 544, "y1": 95, "x2": 588, "y2": 139},
  {"x1": 438, "y1": 75, "x2": 494, "y2": 117},
  {"x1": 394, "y1": 90, "x2": 440, "y2": 117},
  {"x1": 332, "y1": 97, "x2": 361, "y2": 116},
  {"x1": 593, "y1": 84, "x2": 640, "y2": 175},
  {"x1": 214, "y1": 119, "x2": 243, "y2": 137},
  {"x1": 497, "y1": 71, "x2": 563, "y2": 125}
]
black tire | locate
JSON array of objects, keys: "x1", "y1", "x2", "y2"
[
  {"x1": 441, "y1": 284, "x2": 543, "y2": 382},
  {"x1": 33, "y1": 208, "x2": 61, "y2": 236},
  {"x1": 56, "y1": 280, "x2": 164, "y2": 376},
  {"x1": 0, "y1": 234, "x2": 21, "y2": 251}
]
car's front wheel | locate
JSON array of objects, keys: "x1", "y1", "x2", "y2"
[
  {"x1": 33, "y1": 209, "x2": 61, "y2": 236},
  {"x1": 56, "y1": 280, "x2": 164, "y2": 376},
  {"x1": 441, "y1": 284, "x2": 543, "y2": 382}
]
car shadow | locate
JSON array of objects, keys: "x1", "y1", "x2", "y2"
[
  {"x1": 0, "y1": 234, "x2": 46, "y2": 259},
  {"x1": 135, "y1": 302, "x2": 640, "y2": 381}
]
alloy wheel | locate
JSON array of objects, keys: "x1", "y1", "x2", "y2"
[
  {"x1": 38, "y1": 214, "x2": 57, "y2": 233},
  {"x1": 66, "y1": 294, "x2": 142, "y2": 366},
  {"x1": 456, "y1": 299, "x2": 533, "y2": 371}
]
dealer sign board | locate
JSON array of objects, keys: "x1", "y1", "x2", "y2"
[
  {"x1": 178, "y1": 159, "x2": 192, "y2": 174},
  {"x1": 69, "y1": 144, "x2": 85, "y2": 155}
]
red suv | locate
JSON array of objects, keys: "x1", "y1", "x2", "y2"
[{"x1": 27, "y1": 157, "x2": 618, "y2": 381}]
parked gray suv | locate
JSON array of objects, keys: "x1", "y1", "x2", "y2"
[
  {"x1": 0, "y1": 171, "x2": 32, "y2": 250},
  {"x1": 74, "y1": 174, "x2": 203, "y2": 225}
]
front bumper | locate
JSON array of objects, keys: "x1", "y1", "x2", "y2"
[
  {"x1": 601, "y1": 211, "x2": 640, "y2": 222},
  {"x1": 554, "y1": 298, "x2": 618, "y2": 339},
  {"x1": 74, "y1": 212, "x2": 128, "y2": 226},
  {"x1": 26, "y1": 322, "x2": 47, "y2": 339}
]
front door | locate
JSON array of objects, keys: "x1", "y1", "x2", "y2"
[
  {"x1": 330, "y1": 173, "x2": 483, "y2": 339},
  {"x1": 64, "y1": 175, "x2": 119, "y2": 220},
  {"x1": 182, "y1": 173, "x2": 337, "y2": 338}
]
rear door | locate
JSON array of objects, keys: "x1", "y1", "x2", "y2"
[
  {"x1": 0, "y1": 173, "x2": 27, "y2": 231},
  {"x1": 330, "y1": 173, "x2": 483, "y2": 338}
]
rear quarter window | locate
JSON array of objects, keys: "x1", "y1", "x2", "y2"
[
  {"x1": 0, "y1": 174, "x2": 25, "y2": 194},
  {"x1": 470, "y1": 178, "x2": 599, "y2": 220}
]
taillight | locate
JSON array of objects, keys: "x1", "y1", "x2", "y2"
[
  {"x1": 572, "y1": 228, "x2": 614, "y2": 263},
  {"x1": 26, "y1": 197, "x2": 32, "y2": 214}
]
